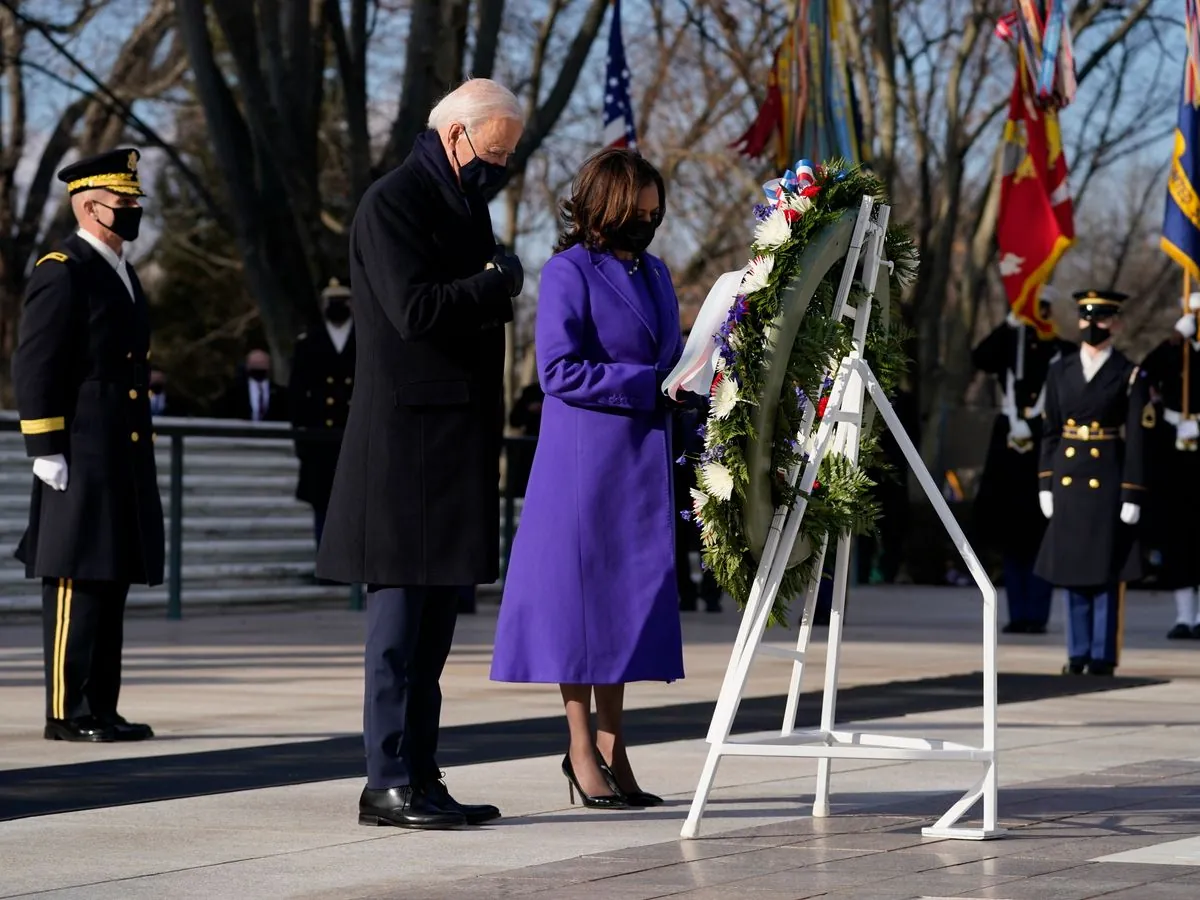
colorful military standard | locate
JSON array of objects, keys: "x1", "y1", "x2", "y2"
[
  {"x1": 1034, "y1": 290, "x2": 1149, "y2": 676},
  {"x1": 12, "y1": 148, "x2": 163, "y2": 742}
]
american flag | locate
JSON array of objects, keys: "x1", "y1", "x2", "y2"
[{"x1": 602, "y1": 0, "x2": 637, "y2": 150}]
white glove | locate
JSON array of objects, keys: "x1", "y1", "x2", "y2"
[
  {"x1": 1179, "y1": 419, "x2": 1200, "y2": 442},
  {"x1": 1039, "y1": 490, "x2": 1053, "y2": 519},
  {"x1": 1175, "y1": 313, "x2": 1197, "y2": 340},
  {"x1": 1120, "y1": 502, "x2": 1140, "y2": 525},
  {"x1": 1009, "y1": 418, "x2": 1032, "y2": 441},
  {"x1": 32, "y1": 454, "x2": 68, "y2": 492}
]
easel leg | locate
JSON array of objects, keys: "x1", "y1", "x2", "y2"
[
  {"x1": 782, "y1": 539, "x2": 829, "y2": 736},
  {"x1": 813, "y1": 532, "x2": 852, "y2": 817},
  {"x1": 681, "y1": 743, "x2": 724, "y2": 838}
]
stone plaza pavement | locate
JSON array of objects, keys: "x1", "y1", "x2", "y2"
[{"x1": 2, "y1": 586, "x2": 1200, "y2": 899}]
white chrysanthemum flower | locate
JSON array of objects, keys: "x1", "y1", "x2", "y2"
[
  {"x1": 701, "y1": 462, "x2": 734, "y2": 501},
  {"x1": 753, "y1": 207, "x2": 793, "y2": 250},
  {"x1": 740, "y1": 254, "x2": 774, "y2": 294},
  {"x1": 711, "y1": 374, "x2": 739, "y2": 420},
  {"x1": 689, "y1": 487, "x2": 710, "y2": 521},
  {"x1": 785, "y1": 192, "x2": 814, "y2": 216}
]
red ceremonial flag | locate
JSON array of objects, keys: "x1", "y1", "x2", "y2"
[{"x1": 995, "y1": 65, "x2": 1074, "y2": 338}]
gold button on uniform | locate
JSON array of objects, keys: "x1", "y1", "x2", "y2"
[
  {"x1": 325, "y1": 419, "x2": 333, "y2": 427},
  {"x1": 345, "y1": 377, "x2": 352, "y2": 385},
  {"x1": 131, "y1": 432, "x2": 139, "y2": 442},
  {"x1": 1090, "y1": 421, "x2": 1100, "y2": 429},
  {"x1": 1061, "y1": 476, "x2": 1072, "y2": 486},
  {"x1": 1077, "y1": 425, "x2": 1089, "y2": 440},
  {"x1": 1065, "y1": 447, "x2": 1076, "y2": 458},
  {"x1": 126, "y1": 351, "x2": 132, "y2": 360},
  {"x1": 129, "y1": 389, "x2": 138, "y2": 400},
  {"x1": 1088, "y1": 478, "x2": 1100, "y2": 489},
  {"x1": 1067, "y1": 418, "x2": 1076, "y2": 426},
  {"x1": 327, "y1": 376, "x2": 334, "y2": 384},
  {"x1": 1090, "y1": 447, "x2": 1100, "y2": 458},
  {"x1": 326, "y1": 397, "x2": 334, "y2": 405}
]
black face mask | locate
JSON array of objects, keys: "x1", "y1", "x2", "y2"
[
  {"x1": 325, "y1": 300, "x2": 351, "y2": 325},
  {"x1": 1081, "y1": 321, "x2": 1112, "y2": 347},
  {"x1": 94, "y1": 202, "x2": 143, "y2": 242},
  {"x1": 457, "y1": 131, "x2": 507, "y2": 196},
  {"x1": 609, "y1": 219, "x2": 659, "y2": 255},
  {"x1": 247, "y1": 368, "x2": 269, "y2": 382}
]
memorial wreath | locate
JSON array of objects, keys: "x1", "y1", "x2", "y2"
[{"x1": 681, "y1": 160, "x2": 918, "y2": 625}]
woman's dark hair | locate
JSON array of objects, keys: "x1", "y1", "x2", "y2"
[{"x1": 554, "y1": 149, "x2": 666, "y2": 253}]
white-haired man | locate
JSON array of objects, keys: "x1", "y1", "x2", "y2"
[
  {"x1": 318, "y1": 78, "x2": 524, "y2": 828},
  {"x1": 13, "y1": 148, "x2": 163, "y2": 743}
]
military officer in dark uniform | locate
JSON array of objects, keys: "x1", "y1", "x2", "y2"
[
  {"x1": 317, "y1": 79, "x2": 524, "y2": 829},
  {"x1": 973, "y1": 292, "x2": 1075, "y2": 633},
  {"x1": 1035, "y1": 289, "x2": 1150, "y2": 676},
  {"x1": 1139, "y1": 292, "x2": 1200, "y2": 639},
  {"x1": 12, "y1": 148, "x2": 163, "y2": 742},
  {"x1": 289, "y1": 278, "x2": 356, "y2": 547}
]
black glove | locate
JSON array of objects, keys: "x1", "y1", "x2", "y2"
[{"x1": 491, "y1": 244, "x2": 524, "y2": 297}]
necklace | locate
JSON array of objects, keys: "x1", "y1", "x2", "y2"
[{"x1": 624, "y1": 255, "x2": 640, "y2": 275}]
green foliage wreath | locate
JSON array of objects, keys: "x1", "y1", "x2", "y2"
[{"x1": 682, "y1": 161, "x2": 918, "y2": 626}]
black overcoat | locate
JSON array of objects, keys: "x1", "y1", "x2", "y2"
[
  {"x1": 1139, "y1": 338, "x2": 1200, "y2": 588},
  {"x1": 1034, "y1": 350, "x2": 1150, "y2": 589},
  {"x1": 12, "y1": 234, "x2": 165, "y2": 585},
  {"x1": 971, "y1": 322, "x2": 1075, "y2": 562},
  {"x1": 289, "y1": 324, "x2": 356, "y2": 512},
  {"x1": 316, "y1": 131, "x2": 513, "y2": 586}
]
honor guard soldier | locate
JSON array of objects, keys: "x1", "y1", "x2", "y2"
[
  {"x1": 1139, "y1": 292, "x2": 1200, "y2": 639},
  {"x1": 289, "y1": 278, "x2": 356, "y2": 546},
  {"x1": 973, "y1": 291, "x2": 1075, "y2": 634},
  {"x1": 12, "y1": 148, "x2": 163, "y2": 741},
  {"x1": 1034, "y1": 289, "x2": 1150, "y2": 676}
]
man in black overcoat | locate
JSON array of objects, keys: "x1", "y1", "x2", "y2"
[
  {"x1": 1035, "y1": 290, "x2": 1151, "y2": 676},
  {"x1": 290, "y1": 278, "x2": 356, "y2": 547},
  {"x1": 12, "y1": 148, "x2": 162, "y2": 743},
  {"x1": 317, "y1": 78, "x2": 525, "y2": 829},
  {"x1": 972, "y1": 294, "x2": 1075, "y2": 633},
  {"x1": 1140, "y1": 292, "x2": 1200, "y2": 639}
]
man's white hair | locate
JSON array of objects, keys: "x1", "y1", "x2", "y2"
[{"x1": 427, "y1": 78, "x2": 523, "y2": 133}]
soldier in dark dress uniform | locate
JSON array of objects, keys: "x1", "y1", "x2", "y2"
[
  {"x1": 12, "y1": 148, "x2": 163, "y2": 742},
  {"x1": 289, "y1": 278, "x2": 356, "y2": 547},
  {"x1": 1034, "y1": 289, "x2": 1150, "y2": 676},
  {"x1": 1139, "y1": 292, "x2": 1200, "y2": 639},
  {"x1": 973, "y1": 294, "x2": 1075, "y2": 633}
]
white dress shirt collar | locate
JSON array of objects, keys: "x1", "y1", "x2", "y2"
[
  {"x1": 325, "y1": 320, "x2": 352, "y2": 354},
  {"x1": 76, "y1": 227, "x2": 134, "y2": 301},
  {"x1": 1080, "y1": 345, "x2": 1113, "y2": 383}
]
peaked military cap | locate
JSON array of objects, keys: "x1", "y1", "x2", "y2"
[
  {"x1": 322, "y1": 277, "x2": 351, "y2": 300},
  {"x1": 57, "y1": 147, "x2": 146, "y2": 197},
  {"x1": 1073, "y1": 288, "x2": 1128, "y2": 320}
]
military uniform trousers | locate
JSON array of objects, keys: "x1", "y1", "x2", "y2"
[
  {"x1": 1065, "y1": 583, "x2": 1123, "y2": 668},
  {"x1": 364, "y1": 585, "x2": 461, "y2": 788},
  {"x1": 1003, "y1": 558, "x2": 1054, "y2": 628},
  {"x1": 41, "y1": 578, "x2": 130, "y2": 721}
]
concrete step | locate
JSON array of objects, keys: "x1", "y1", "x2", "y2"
[
  {"x1": 0, "y1": 515, "x2": 316, "y2": 539},
  {"x1": 0, "y1": 583, "x2": 356, "y2": 613},
  {"x1": 0, "y1": 471, "x2": 300, "y2": 492},
  {"x1": 0, "y1": 560, "x2": 319, "y2": 588}
]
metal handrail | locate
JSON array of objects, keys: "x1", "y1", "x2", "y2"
[{"x1": 0, "y1": 411, "x2": 536, "y2": 618}]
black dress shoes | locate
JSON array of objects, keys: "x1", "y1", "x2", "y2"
[
  {"x1": 96, "y1": 713, "x2": 154, "y2": 741},
  {"x1": 44, "y1": 716, "x2": 117, "y2": 742},
  {"x1": 358, "y1": 786, "x2": 466, "y2": 829},
  {"x1": 421, "y1": 778, "x2": 501, "y2": 824},
  {"x1": 1168, "y1": 622, "x2": 1193, "y2": 639}
]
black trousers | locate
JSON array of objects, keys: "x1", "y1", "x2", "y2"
[
  {"x1": 41, "y1": 578, "x2": 130, "y2": 721},
  {"x1": 363, "y1": 585, "x2": 459, "y2": 788}
]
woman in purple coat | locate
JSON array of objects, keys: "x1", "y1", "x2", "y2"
[{"x1": 491, "y1": 149, "x2": 685, "y2": 809}]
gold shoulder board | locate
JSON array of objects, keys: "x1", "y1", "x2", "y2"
[{"x1": 35, "y1": 252, "x2": 68, "y2": 266}]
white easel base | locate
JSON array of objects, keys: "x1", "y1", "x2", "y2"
[
  {"x1": 921, "y1": 826, "x2": 1007, "y2": 841},
  {"x1": 717, "y1": 729, "x2": 994, "y2": 762}
]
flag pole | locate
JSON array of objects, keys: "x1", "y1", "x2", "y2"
[{"x1": 1185, "y1": 271, "x2": 1192, "y2": 418}]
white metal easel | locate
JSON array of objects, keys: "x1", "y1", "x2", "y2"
[{"x1": 681, "y1": 197, "x2": 1003, "y2": 842}]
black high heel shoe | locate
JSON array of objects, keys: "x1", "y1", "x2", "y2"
[
  {"x1": 562, "y1": 754, "x2": 628, "y2": 809},
  {"x1": 597, "y1": 755, "x2": 663, "y2": 807}
]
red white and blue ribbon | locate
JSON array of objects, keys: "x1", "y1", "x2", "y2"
[{"x1": 761, "y1": 158, "x2": 817, "y2": 208}]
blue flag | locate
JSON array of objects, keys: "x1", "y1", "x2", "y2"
[{"x1": 1163, "y1": 91, "x2": 1200, "y2": 280}]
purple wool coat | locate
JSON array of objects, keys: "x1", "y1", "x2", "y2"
[{"x1": 490, "y1": 243, "x2": 686, "y2": 685}]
